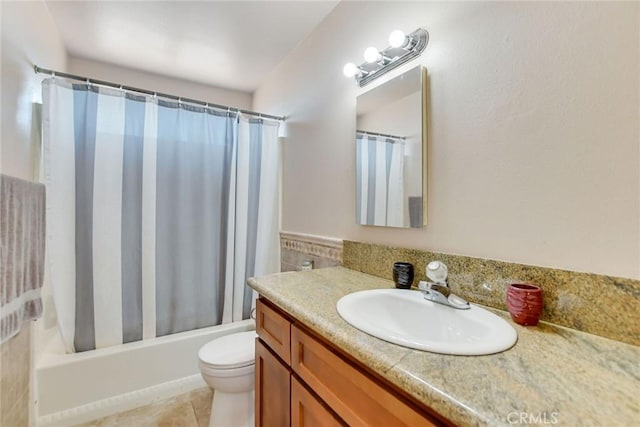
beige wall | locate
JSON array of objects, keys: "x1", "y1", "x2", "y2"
[
  {"x1": 1, "y1": 325, "x2": 32, "y2": 427},
  {"x1": 1, "y1": 2, "x2": 67, "y2": 425},
  {"x1": 68, "y1": 56, "x2": 252, "y2": 110},
  {"x1": 1, "y1": 0, "x2": 67, "y2": 180},
  {"x1": 254, "y1": 1, "x2": 640, "y2": 279}
]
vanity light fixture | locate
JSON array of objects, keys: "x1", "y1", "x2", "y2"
[{"x1": 343, "y1": 28, "x2": 429, "y2": 87}]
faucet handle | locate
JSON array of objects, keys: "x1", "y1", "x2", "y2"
[
  {"x1": 418, "y1": 280, "x2": 430, "y2": 292},
  {"x1": 426, "y1": 261, "x2": 448, "y2": 284},
  {"x1": 418, "y1": 280, "x2": 446, "y2": 295}
]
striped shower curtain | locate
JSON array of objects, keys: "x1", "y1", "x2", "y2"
[
  {"x1": 356, "y1": 133, "x2": 405, "y2": 227},
  {"x1": 42, "y1": 79, "x2": 280, "y2": 353}
]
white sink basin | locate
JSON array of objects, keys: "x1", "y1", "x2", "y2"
[{"x1": 337, "y1": 289, "x2": 517, "y2": 355}]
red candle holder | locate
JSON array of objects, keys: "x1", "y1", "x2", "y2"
[{"x1": 506, "y1": 284, "x2": 543, "y2": 326}]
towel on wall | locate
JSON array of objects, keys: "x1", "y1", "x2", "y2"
[{"x1": 1, "y1": 174, "x2": 46, "y2": 344}]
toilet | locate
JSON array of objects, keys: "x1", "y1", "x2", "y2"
[{"x1": 198, "y1": 330, "x2": 258, "y2": 427}]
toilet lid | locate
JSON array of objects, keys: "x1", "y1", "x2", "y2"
[{"x1": 199, "y1": 331, "x2": 258, "y2": 369}]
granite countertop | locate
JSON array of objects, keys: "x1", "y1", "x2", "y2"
[{"x1": 248, "y1": 267, "x2": 640, "y2": 427}]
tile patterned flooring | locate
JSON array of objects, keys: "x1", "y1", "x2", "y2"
[{"x1": 75, "y1": 388, "x2": 212, "y2": 427}]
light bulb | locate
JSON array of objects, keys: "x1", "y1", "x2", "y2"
[
  {"x1": 363, "y1": 46, "x2": 381, "y2": 63},
  {"x1": 343, "y1": 63, "x2": 359, "y2": 78},
  {"x1": 389, "y1": 30, "x2": 407, "y2": 48}
]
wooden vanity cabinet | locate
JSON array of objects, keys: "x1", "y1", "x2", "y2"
[
  {"x1": 256, "y1": 299, "x2": 291, "y2": 426},
  {"x1": 255, "y1": 297, "x2": 446, "y2": 427}
]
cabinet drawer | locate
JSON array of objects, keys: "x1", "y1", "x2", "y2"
[
  {"x1": 256, "y1": 299, "x2": 291, "y2": 364},
  {"x1": 291, "y1": 376, "x2": 345, "y2": 427},
  {"x1": 291, "y1": 325, "x2": 437, "y2": 427}
]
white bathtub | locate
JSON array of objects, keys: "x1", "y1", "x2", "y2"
[{"x1": 35, "y1": 319, "x2": 255, "y2": 426}]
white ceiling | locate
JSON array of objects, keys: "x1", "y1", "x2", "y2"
[{"x1": 45, "y1": 1, "x2": 339, "y2": 93}]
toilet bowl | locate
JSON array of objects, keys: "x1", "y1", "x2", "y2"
[{"x1": 198, "y1": 330, "x2": 258, "y2": 427}]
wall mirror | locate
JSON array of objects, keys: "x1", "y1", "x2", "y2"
[{"x1": 355, "y1": 65, "x2": 426, "y2": 228}]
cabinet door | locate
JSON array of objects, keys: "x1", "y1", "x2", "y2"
[
  {"x1": 256, "y1": 338, "x2": 290, "y2": 427},
  {"x1": 291, "y1": 376, "x2": 344, "y2": 427}
]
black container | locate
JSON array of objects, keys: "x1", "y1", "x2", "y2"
[{"x1": 392, "y1": 262, "x2": 414, "y2": 289}]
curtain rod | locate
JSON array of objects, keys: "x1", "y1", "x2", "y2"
[
  {"x1": 34, "y1": 65, "x2": 285, "y2": 122},
  {"x1": 356, "y1": 129, "x2": 406, "y2": 140}
]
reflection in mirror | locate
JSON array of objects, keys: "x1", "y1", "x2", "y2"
[{"x1": 355, "y1": 65, "x2": 426, "y2": 228}]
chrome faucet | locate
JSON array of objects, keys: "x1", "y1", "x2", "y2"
[{"x1": 418, "y1": 261, "x2": 470, "y2": 310}]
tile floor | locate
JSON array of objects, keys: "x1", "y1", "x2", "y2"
[{"x1": 75, "y1": 387, "x2": 212, "y2": 427}]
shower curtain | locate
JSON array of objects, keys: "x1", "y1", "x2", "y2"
[
  {"x1": 42, "y1": 79, "x2": 280, "y2": 353},
  {"x1": 356, "y1": 133, "x2": 405, "y2": 226}
]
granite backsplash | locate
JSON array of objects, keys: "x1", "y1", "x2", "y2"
[{"x1": 342, "y1": 240, "x2": 640, "y2": 346}]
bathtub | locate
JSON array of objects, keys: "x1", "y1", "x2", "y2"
[{"x1": 35, "y1": 319, "x2": 255, "y2": 426}]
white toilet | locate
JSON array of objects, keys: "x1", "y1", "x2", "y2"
[{"x1": 198, "y1": 330, "x2": 258, "y2": 427}]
